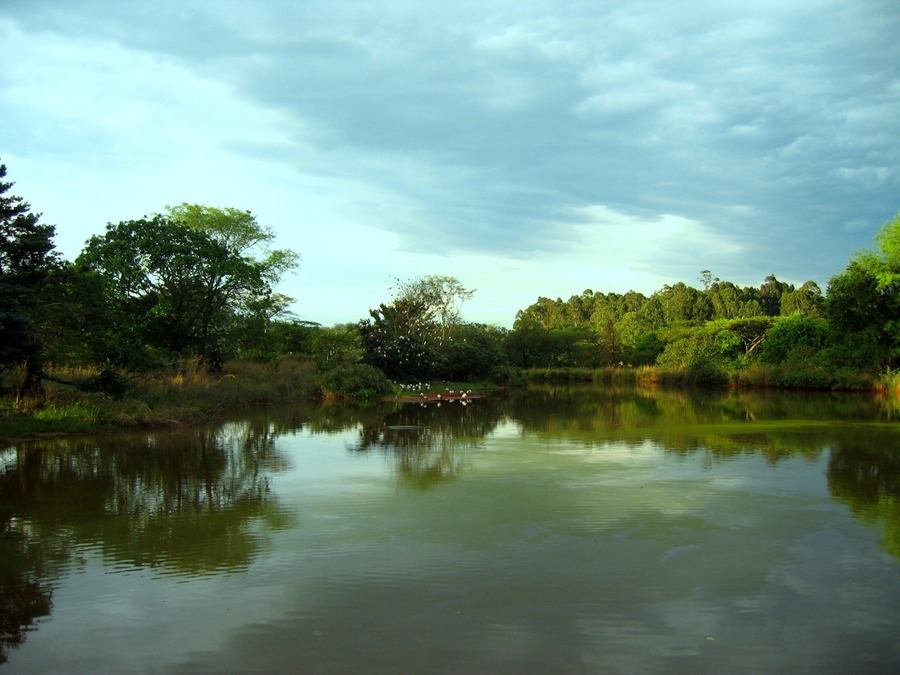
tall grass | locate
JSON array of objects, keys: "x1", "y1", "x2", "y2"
[
  {"x1": 1, "y1": 356, "x2": 321, "y2": 440},
  {"x1": 734, "y1": 362, "x2": 873, "y2": 390},
  {"x1": 876, "y1": 369, "x2": 900, "y2": 394},
  {"x1": 523, "y1": 367, "x2": 642, "y2": 385},
  {"x1": 520, "y1": 363, "x2": 877, "y2": 391}
]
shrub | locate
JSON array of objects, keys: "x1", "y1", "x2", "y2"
[
  {"x1": 271, "y1": 355, "x2": 320, "y2": 400},
  {"x1": 488, "y1": 365, "x2": 525, "y2": 386},
  {"x1": 760, "y1": 313, "x2": 830, "y2": 364},
  {"x1": 320, "y1": 363, "x2": 393, "y2": 399},
  {"x1": 628, "y1": 331, "x2": 666, "y2": 365}
]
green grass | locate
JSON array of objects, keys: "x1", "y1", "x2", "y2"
[{"x1": 0, "y1": 356, "x2": 322, "y2": 442}]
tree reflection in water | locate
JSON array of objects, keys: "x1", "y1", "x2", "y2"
[
  {"x1": 0, "y1": 576, "x2": 52, "y2": 664},
  {"x1": 828, "y1": 439, "x2": 900, "y2": 557},
  {"x1": 350, "y1": 399, "x2": 503, "y2": 490},
  {"x1": 503, "y1": 385, "x2": 900, "y2": 559},
  {"x1": 1, "y1": 386, "x2": 899, "y2": 664},
  {"x1": 0, "y1": 419, "x2": 291, "y2": 661}
]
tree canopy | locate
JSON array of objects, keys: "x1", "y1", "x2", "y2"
[
  {"x1": 76, "y1": 207, "x2": 299, "y2": 369},
  {"x1": 164, "y1": 203, "x2": 300, "y2": 287},
  {"x1": 0, "y1": 160, "x2": 57, "y2": 392}
]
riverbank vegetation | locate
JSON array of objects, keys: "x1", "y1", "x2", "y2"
[{"x1": 2, "y1": 156, "x2": 900, "y2": 439}]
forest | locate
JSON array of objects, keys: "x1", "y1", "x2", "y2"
[{"x1": 3, "y1": 155, "x2": 900, "y2": 426}]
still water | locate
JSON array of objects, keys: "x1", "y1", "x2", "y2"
[{"x1": 2, "y1": 386, "x2": 899, "y2": 673}]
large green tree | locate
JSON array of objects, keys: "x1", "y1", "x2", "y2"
[
  {"x1": 855, "y1": 212, "x2": 900, "y2": 289},
  {"x1": 359, "y1": 275, "x2": 476, "y2": 381},
  {"x1": 359, "y1": 297, "x2": 438, "y2": 381},
  {"x1": 164, "y1": 204, "x2": 299, "y2": 289},
  {"x1": 780, "y1": 281, "x2": 824, "y2": 317},
  {"x1": 826, "y1": 212, "x2": 900, "y2": 368},
  {"x1": 77, "y1": 212, "x2": 296, "y2": 369},
  {"x1": 0, "y1": 161, "x2": 57, "y2": 394}
]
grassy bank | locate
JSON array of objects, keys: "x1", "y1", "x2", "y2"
[
  {"x1": 522, "y1": 363, "x2": 880, "y2": 390},
  {"x1": 3, "y1": 359, "x2": 893, "y2": 444},
  {"x1": 1, "y1": 357, "x2": 320, "y2": 443}
]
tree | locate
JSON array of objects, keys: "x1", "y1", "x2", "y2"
[
  {"x1": 854, "y1": 211, "x2": 900, "y2": 290},
  {"x1": 780, "y1": 281, "x2": 824, "y2": 317},
  {"x1": 517, "y1": 296, "x2": 565, "y2": 331},
  {"x1": 439, "y1": 323, "x2": 506, "y2": 380},
  {"x1": 503, "y1": 318, "x2": 560, "y2": 368},
  {"x1": 707, "y1": 281, "x2": 743, "y2": 320},
  {"x1": 760, "y1": 313, "x2": 830, "y2": 364},
  {"x1": 359, "y1": 297, "x2": 438, "y2": 381},
  {"x1": 229, "y1": 292, "x2": 296, "y2": 360},
  {"x1": 564, "y1": 289, "x2": 596, "y2": 329},
  {"x1": 826, "y1": 212, "x2": 900, "y2": 368},
  {"x1": 615, "y1": 311, "x2": 652, "y2": 349},
  {"x1": 699, "y1": 269, "x2": 718, "y2": 291},
  {"x1": 31, "y1": 262, "x2": 127, "y2": 369},
  {"x1": 77, "y1": 214, "x2": 293, "y2": 369},
  {"x1": 657, "y1": 282, "x2": 708, "y2": 323},
  {"x1": 392, "y1": 275, "x2": 475, "y2": 343},
  {"x1": 759, "y1": 274, "x2": 792, "y2": 316},
  {"x1": 309, "y1": 324, "x2": 364, "y2": 370},
  {"x1": 0, "y1": 160, "x2": 57, "y2": 394},
  {"x1": 826, "y1": 261, "x2": 898, "y2": 368},
  {"x1": 358, "y1": 275, "x2": 475, "y2": 381},
  {"x1": 597, "y1": 319, "x2": 624, "y2": 365},
  {"x1": 164, "y1": 204, "x2": 299, "y2": 290}
]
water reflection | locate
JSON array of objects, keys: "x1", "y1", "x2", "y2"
[
  {"x1": 1, "y1": 386, "x2": 899, "y2": 668},
  {"x1": 349, "y1": 399, "x2": 503, "y2": 489},
  {"x1": 505, "y1": 386, "x2": 896, "y2": 464},
  {"x1": 0, "y1": 577, "x2": 52, "y2": 665},
  {"x1": 0, "y1": 419, "x2": 292, "y2": 662},
  {"x1": 829, "y1": 442, "x2": 900, "y2": 558},
  {"x1": 501, "y1": 386, "x2": 900, "y2": 558}
]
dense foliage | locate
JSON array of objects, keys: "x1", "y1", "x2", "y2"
[
  {"x1": 0, "y1": 163, "x2": 57, "y2": 394},
  {"x1": 2, "y1": 154, "x2": 900, "y2": 402}
]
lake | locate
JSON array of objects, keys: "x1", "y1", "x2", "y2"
[{"x1": 2, "y1": 385, "x2": 899, "y2": 673}]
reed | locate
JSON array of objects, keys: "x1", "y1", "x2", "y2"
[
  {"x1": 0, "y1": 356, "x2": 322, "y2": 441},
  {"x1": 734, "y1": 362, "x2": 873, "y2": 390}
]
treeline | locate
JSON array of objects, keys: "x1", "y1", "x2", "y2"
[
  {"x1": 3, "y1": 154, "x2": 900, "y2": 403},
  {"x1": 508, "y1": 274, "x2": 824, "y2": 369},
  {"x1": 271, "y1": 222, "x2": 900, "y2": 392},
  {"x1": 498, "y1": 219, "x2": 900, "y2": 386}
]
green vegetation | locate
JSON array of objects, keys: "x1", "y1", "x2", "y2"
[
  {"x1": 2, "y1": 155, "x2": 900, "y2": 438},
  {"x1": 501, "y1": 213, "x2": 900, "y2": 391}
]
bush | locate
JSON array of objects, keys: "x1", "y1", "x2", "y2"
[
  {"x1": 628, "y1": 331, "x2": 665, "y2": 365},
  {"x1": 760, "y1": 313, "x2": 830, "y2": 364},
  {"x1": 656, "y1": 336, "x2": 711, "y2": 368},
  {"x1": 488, "y1": 365, "x2": 525, "y2": 386},
  {"x1": 685, "y1": 360, "x2": 729, "y2": 386},
  {"x1": 85, "y1": 368, "x2": 129, "y2": 398},
  {"x1": 320, "y1": 363, "x2": 393, "y2": 399},
  {"x1": 439, "y1": 325, "x2": 506, "y2": 381},
  {"x1": 271, "y1": 356, "x2": 320, "y2": 400},
  {"x1": 655, "y1": 359, "x2": 729, "y2": 387}
]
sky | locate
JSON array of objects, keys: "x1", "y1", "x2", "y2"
[{"x1": 1, "y1": 1, "x2": 898, "y2": 327}]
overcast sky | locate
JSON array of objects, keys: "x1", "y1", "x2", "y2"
[{"x1": 2, "y1": 1, "x2": 898, "y2": 327}]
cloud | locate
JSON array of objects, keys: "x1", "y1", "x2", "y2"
[{"x1": 2, "y1": 0, "x2": 900, "y2": 325}]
